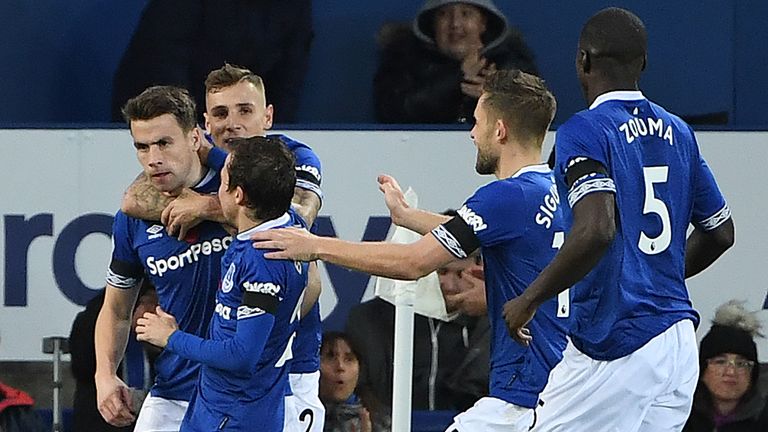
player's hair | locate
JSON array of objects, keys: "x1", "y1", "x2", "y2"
[
  {"x1": 481, "y1": 69, "x2": 556, "y2": 144},
  {"x1": 226, "y1": 136, "x2": 296, "y2": 222},
  {"x1": 121, "y1": 85, "x2": 197, "y2": 133},
  {"x1": 580, "y1": 8, "x2": 647, "y2": 68},
  {"x1": 205, "y1": 63, "x2": 266, "y2": 98}
]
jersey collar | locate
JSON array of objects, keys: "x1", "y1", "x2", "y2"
[
  {"x1": 589, "y1": 90, "x2": 646, "y2": 110},
  {"x1": 511, "y1": 163, "x2": 550, "y2": 178},
  {"x1": 236, "y1": 213, "x2": 291, "y2": 241},
  {"x1": 193, "y1": 167, "x2": 217, "y2": 190}
]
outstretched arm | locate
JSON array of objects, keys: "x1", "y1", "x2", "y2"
[
  {"x1": 503, "y1": 192, "x2": 616, "y2": 345},
  {"x1": 378, "y1": 174, "x2": 450, "y2": 234},
  {"x1": 252, "y1": 227, "x2": 456, "y2": 281}
]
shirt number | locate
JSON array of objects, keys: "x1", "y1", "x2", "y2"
[
  {"x1": 552, "y1": 231, "x2": 570, "y2": 318},
  {"x1": 638, "y1": 166, "x2": 671, "y2": 255}
]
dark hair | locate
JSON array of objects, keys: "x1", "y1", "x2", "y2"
[
  {"x1": 121, "y1": 85, "x2": 197, "y2": 133},
  {"x1": 321, "y1": 332, "x2": 387, "y2": 417},
  {"x1": 226, "y1": 136, "x2": 296, "y2": 221},
  {"x1": 482, "y1": 69, "x2": 556, "y2": 143},
  {"x1": 205, "y1": 63, "x2": 266, "y2": 97},
  {"x1": 580, "y1": 8, "x2": 647, "y2": 67}
]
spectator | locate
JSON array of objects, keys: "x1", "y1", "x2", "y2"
[
  {"x1": 112, "y1": 0, "x2": 313, "y2": 123},
  {"x1": 69, "y1": 283, "x2": 158, "y2": 432},
  {"x1": 374, "y1": 0, "x2": 537, "y2": 124},
  {"x1": 0, "y1": 383, "x2": 47, "y2": 432},
  {"x1": 345, "y1": 249, "x2": 489, "y2": 411},
  {"x1": 320, "y1": 332, "x2": 390, "y2": 432},
  {"x1": 0, "y1": 335, "x2": 47, "y2": 432},
  {"x1": 684, "y1": 300, "x2": 768, "y2": 431}
]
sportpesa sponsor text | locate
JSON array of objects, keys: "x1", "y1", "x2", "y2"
[{"x1": 146, "y1": 236, "x2": 233, "y2": 277}]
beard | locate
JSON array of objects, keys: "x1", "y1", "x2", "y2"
[{"x1": 475, "y1": 150, "x2": 498, "y2": 175}]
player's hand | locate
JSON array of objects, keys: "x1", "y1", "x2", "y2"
[
  {"x1": 95, "y1": 374, "x2": 136, "y2": 427},
  {"x1": 196, "y1": 126, "x2": 214, "y2": 165},
  {"x1": 250, "y1": 227, "x2": 319, "y2": 261},
  {"x1": 502, "y1": 296, "x2": 536, "y2": 346},
  {"x1": 377, "y1": 174, "x2": 409, "y2": 226},
  {"x1": 444, "y1": 269, "x2": 487, "y2": 316},
  {"x1": 161, "y1": 188, "x2": 209, "y2": 240},
  {"x1": 135, "y1": 306, "x2": 178, "y2": 348}
]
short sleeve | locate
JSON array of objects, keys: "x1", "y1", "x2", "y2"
[
  {"x1": 691, "y1": 153, "x2": 730, "y2": 231},
  {"x1": 555, "y1": 115, "x2": 616, "y2": 208},
  {"x1": 434, "y1": 181, "x2": 526, "y2": 256},
  {"x1": 106, "y1": 212, "x2": 144, "y2": 289}
]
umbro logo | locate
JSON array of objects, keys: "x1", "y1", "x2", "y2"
[{"x1": 146, "y1": 224, "x2": 164, "y2": 240}]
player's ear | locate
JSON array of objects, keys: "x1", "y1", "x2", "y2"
[
  {"x1": 203, "y1": 112, "x2": 211, "y2": 133},
  {"x1": 190, "y1": 127, "x2": 201, "y2": 151},
  {"x1": 495, "y1": 118, "x2": 507, "y2": 141},
  {"x1": 580, "y1": 49, "x2": 591, "y2": 74},
  {"x1": 264, "y1": 104, "x2": 274, "y2": 130},
  {"x1": 641, "y1": 54, "x2": 647, "y2": 72},
  {"x1": 234, "y1": 186, "x2": 246, "y2": 206}
]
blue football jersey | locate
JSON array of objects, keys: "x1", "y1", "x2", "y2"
[
  {"x1": 554, "y1": 91, "x2": 730, "y2": 360},
  {"x1": 432, "y1": 165, "x2": 570, "y2": 409},
  {"x1": 174, "y1": 211, "x2": 309, "y2": 432},
  {"x1": 207, "y1": 134, "x2": 324, "y2": 376},
  {"x1": 107, "y1": 168, "x2": 230, "y2": 401}
]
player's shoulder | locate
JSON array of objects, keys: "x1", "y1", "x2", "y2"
[
  {"x1": 268, "y1": 133, "x2": 313, "y2": 153},
  {"x1": 466, "y1": 179, "x2": 526, "y2": 216},
  {"x1": 557, "y1": 108, "x2": 608, "y2": 138}
]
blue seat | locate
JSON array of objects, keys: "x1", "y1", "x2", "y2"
[
  {"x1": 35, "y1": 408, "x2": 73, "y2": 432},
  {"x1": 412, "y1": 410, "x2": 458, "y2": 432}
]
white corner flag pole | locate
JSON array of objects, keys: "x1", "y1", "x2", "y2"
[{"x1": 391, "y1": 288, "x2": 415, "y2": 432}]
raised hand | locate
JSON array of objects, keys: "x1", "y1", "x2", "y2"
[{"x1": 377, "y1": 174, "x2": 409, "y2": 226}]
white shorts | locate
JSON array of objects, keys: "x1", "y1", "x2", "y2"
[
  {"x1": 446, "y1": 397, "x2": 535, "y2": 432},
  {"x1": 284, "y1": 371, "x2": 325, "y2": 432},
  {"x1": 533, "y1": 319, "x2": 699, "y2": 432},
  {"x1": 133, "y1": 394, "x2": 189, "y2": 432}
]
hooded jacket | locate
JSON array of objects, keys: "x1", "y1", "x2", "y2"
[
  {"x1": 683, "y1": 376, "x2": 768, "y2": 432},
  {"x1": 374, "y1": 0, "x2": 538, "y2": 123}
]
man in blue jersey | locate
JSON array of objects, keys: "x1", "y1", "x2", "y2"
[
  {"x1": 135, "y1": 136, "x2": 309, "y2": 431},
  {"x1": 249, "y1": 69, "x2": 571, "y2": 432},
  {"x1": 121, "y1": 64, "x2": 326, "y2": 432},
  {"x1": 502, "y1": 8, "x2": 735, "y2": 431},
  {"x1": 95, "y1": 86, "x2": 232, "y2": 431}
]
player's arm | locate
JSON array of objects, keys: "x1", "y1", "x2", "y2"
[
  {"x1": 503, "y1": 158, "x2": 616, "y2": 345},
  {"x1": 251, "y1": 216, "x2": 478, "y2": 281},
  {"x1": 94, "y1": 283, "x2": 141, "y2": 426},
  {"x1": 137, "y1": 303, "x2": 278, "y2": 372},
  {"x1": 378, "y1": 174, "x2": 450, "y2": 234},
  {"x1": 685, "y1": 219, "x2": 734, "y2": 278},
  {"x1": 300, "y1": 262, "x2": 322, "y2": 318},
  {"x1": 685, "y1": 149, "x2": 735, "y2": 278},
  {"x1": 121, "y1": 173, "x2": 173, "y2": 221},
  {"x1": 520, "y1": 192, "x2": 615, "y2": 303},
  {"x1": 291, "y1": 187, "x2": 322, "y2": 228}
]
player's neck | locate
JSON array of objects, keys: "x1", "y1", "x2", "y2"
[
  {"x1": 586, "y1": 79, "x2": 639, "y2": 105},
  {"x1": 235, "y1": 210, "x2": 264, "y2": 235},
  {"x1": 496, "y1": 144, "x2": 542, "y2": 179}
]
